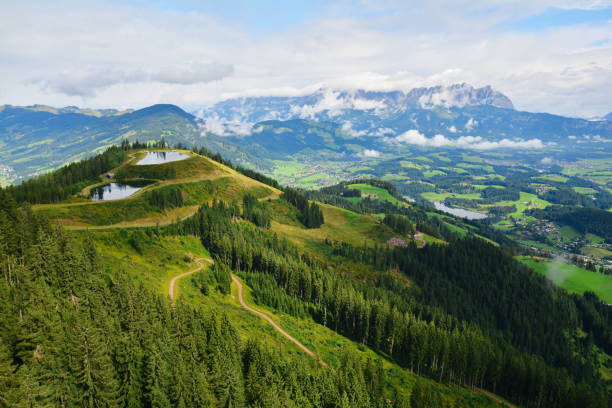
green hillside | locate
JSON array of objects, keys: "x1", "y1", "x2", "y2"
[
  {"x1": 34, "y1": 149, "x2": 279, "y2": 228},
  {"x1": 1, "y1": 143, "x2": 611, "y2": 407},
  {"x1": 86, "y1": 228, "x2": 505, "y2": 407},
  {"x1": 0, "y1": 104, "x2": 201, "y2": 181}
]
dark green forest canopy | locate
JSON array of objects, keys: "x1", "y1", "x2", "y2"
[
  {"x1": 528, "y1": 205, "x2": 612, "y2": 241},
  {"x1": 0, "y1": 190, "x2": 407, "y2": 408},
  {"x1": 4, "y1": 145, "x2": 128, "y2": 204},
  {"x1": 281, "y1": 187, "x2": 324, "y2": 228},
  {"x1": 163, "y1": 200, "x2": 611, "y2": 407}
]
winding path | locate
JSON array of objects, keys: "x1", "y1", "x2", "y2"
[
  {"x1": 172, "y1": 257, "x2": 512, "y2": 404},
  {"x1": 231, "y1": 274, "x2": 328, "y2": 368},
  {"x1": 169, "y1": 256, "x2": 213, "y2": 299},
  {"x1": 168, "y1": 256, "x2": 326, "y2": 366},
  {"x1": 474, "y1": 387, "x2": 516, "y2": 408}
]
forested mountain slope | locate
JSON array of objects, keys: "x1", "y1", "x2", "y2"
[
  {"x1": 0, "y1": 191, "x2": 414, "y2": 407},
  {"x1": 1, "y1": 144, "x2": 611, "y2": 407},
  {"x1": 3, "y1": 94, "x2": 611, "y2": 186}
]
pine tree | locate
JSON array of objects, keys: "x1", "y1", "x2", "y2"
[
  {"x1": 0, "y1": 343, "x2": 18, "y2": 408},
  {"x1": 65, "y1": 319, "x2": 120, "y2": 408},
  {"x1": 144, "y1": 349, "x2": 171, "y2": 408}
]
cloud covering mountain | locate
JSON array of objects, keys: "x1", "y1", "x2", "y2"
[
  {"x1": 201, "y1": 83, "x2": 514, "y2": 128},
  {"x1": 192, "y1": 81, "x2": 610, "y2": 163}
]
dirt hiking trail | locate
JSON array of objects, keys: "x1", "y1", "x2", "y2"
[
  {"x1": 231, "y1": 274, "x2": 328, "y2": 368},
  {"x1": 169, "y1": 256, "x2": 213, "y2": 299}
]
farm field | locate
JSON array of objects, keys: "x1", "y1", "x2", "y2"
[
  {"x1": 517, "y1": 256, "x2": 612, "y2": 303},
  {"x1": 503, "y1": 192, "x2": 552, "y2": 219},
  {"x1": 561, "y1": 158, "x2": 612, "y2": 185},
  {"x1": 582, "y1": 246, "x2": 612, "y2": 258},
  {"x1": 534, "y1": 174, "x2": 569, "y2": 183},
  {"x1": 574, "y1": 187, "x2": 597, "y2": 194},
  {"x1": 345, "y1": 183, "x2": 404, "y2": 206},
  {"x1": 421, "y1": 190, "x2": 552, "y2": 220},
  {"x1": 421, "y1": 191, "x2": 482, "y2": 202}
]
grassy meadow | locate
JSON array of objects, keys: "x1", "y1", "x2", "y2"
[
  {"x1": 517, "y1": 256, "x2": 612, "y2": 303},
  {"x1": 345, "y1": 183, "x2": 404, "y2": 206}
]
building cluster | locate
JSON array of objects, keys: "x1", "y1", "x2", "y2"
[{"x1": 386, "y1": 237, "x2": 408, "y2": 247}]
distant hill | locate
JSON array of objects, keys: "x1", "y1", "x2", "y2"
[
  {"x1": 0, "y1": 104, "x2": 201, "y2": 180},
  {"x1": 199, "y1": 83, "x2": 611, "y2": 161},
  {"x1": 605, "y1": 111, "x2": 612, "y2": 121},
  {"x1": 204, "y1": 106, "x2": 612, "y2": 165}
]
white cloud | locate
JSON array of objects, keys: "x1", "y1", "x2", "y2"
[
  {"x1": 454, "y1": 135, "x2": 546, "y2": 149},
  {"x1": 541, "y1": 157, "x2": 553, "y2": 164},
  {"x1": 151, "y1": 62, "x2": 233, "y2": 85},
  {"x1": 391, "y1": 130, "x2": 451, "y2": 147},
  {"x1": 198, "y1": 112, "x2": 253, "y2": 136},
  {"x1": 387, "y1": 129, "x2": 546, "y2": 150},
  {"x1": 454, "y1": 135, "x2": 481, "y2": 145},
  {"x1": 358, "y1": 149, "x2": 381, "y2": 157},
  {"x1": 448, "y1": 125, "x2": 457, "y2": 133},
  {"x1": 228, "y1": 121, "x2": 254, "y2": 136},
  {"x1": 289, "y1": 89, "x2": 388, "y2": 119},
  {"x1": 468, "y1": 138, "x2": 545, "y2": 149},
  {"x1": 200, "y1": 113, "x2": 226, "y2": 135},
  {"x1": 341, "y1": 121, "x2": 368, "y2": 137},
  {"x1": 465, "y1": 118, "x2": 477, "y2": 131},
  {"x1": 374, "y1": 127, "x2": 395, "y2": 136},
  {"x1": 290, "y1": 89, "x2": 346, "y2": 118},
  {"x1": 0, "y1": 1, "x2": 611, "y2": 117},
  {"x1": 419, "y1": 87, "x2": 470, "y2": 108},
  {"x1": 31, "y1": 63, "x2": 233, "y2": 97},
  {"x1": 351, "y1": 97, "x2": 386, "y2": 111}
]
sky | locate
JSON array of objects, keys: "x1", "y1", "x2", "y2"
[{"x1": 0, "y1": 0, "x2": 611, "y2": 117}]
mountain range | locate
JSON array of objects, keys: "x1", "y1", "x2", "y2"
[
  {"x1": 1, "y1": 83, "x2": 611, "y2": 182},
  {"x1": 205, "y1": 83, "x2": 514, "y2": 125}
]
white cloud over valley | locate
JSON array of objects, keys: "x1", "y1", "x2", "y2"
[
  {"x1": 341, "y1": 121, "x2": 368, "y2": 137},
  {"x1": 199, "y1": 112, "x2": 254, "y2": 137},
  {"x1": 358, "y1": 149, "x2": 381, "y2": 158},
  {"x1": 386, "y1": 129, "x2": 547, "y2": 150}
]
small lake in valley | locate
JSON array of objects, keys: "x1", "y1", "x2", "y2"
[
  {"x1": 136, "y1": 151, "x2": 190, "y2": 165},
  {"x1": 90, "y1": 181, "x2": 153, "y2": 201},
  {"x1": 434, "y1": 201, "x2": 488, "y2": 220}
]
